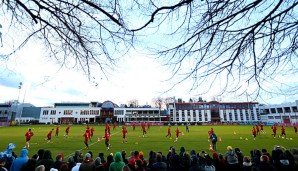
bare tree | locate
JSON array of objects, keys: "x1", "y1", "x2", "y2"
[
  {"x1": 1, "y1": 0, "x2": 297, "y2": 100},
  {"x1": 127, "y1": 99, "x2": 139, "y2": 108},
  {"x1": 152, "y1": 97, "x2": 163, "y2": 109},
  {"x1": 164, "y1": 97, "x2": 175, "y2": 109},
  {"x1": 137, "y1": 0, "x2": 298, "y2": 100},
  {"x1": 0, "y1": 0, "x2": 133, "y2": 79}
]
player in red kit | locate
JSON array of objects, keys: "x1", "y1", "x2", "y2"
[
  {"x1": 83, "y1": 130, "x2": 89, "y2": 149},
  {"x1": 55, "y1": 125, "x2": 60, "y2": 137},
  {"x1": 175, "y1": 127, "x2": 181, "y2": 142},
  {"x1": 132, "y1": 122, "x2": 136, "y2": 131},
  {"x1": 103, "y1": 129, "x2": 112, "y2": 150},
  {"x1": 113, "y1": 123, "x2": 117, "y2": 130},
  {"x1": 91, "y1": 127, "x2": 95, "y2": 138},
  {"x1": 260, "y1": 123, "x2": 264, "y2": 133},
  {"x1": 86, "y1": 127, "x2": 91, "y2": 142},
  {"x1": 45, "y1": 128, "x2": 54, "y2": 143},
  {"x1": 272, "y1": 124, "x2": 277, "y2": 138},
  {"x1": 65, "y1": 125, "x2": 71, "y2": 137},
  {"x1": 165, "y1": 126, "x2": 172, "y2": 138},
  {"x1": 122, "y1": 126, "x2": 128, "y2": 143},
  {"x1": 147, "y1": 122, "x2": 151, "y2": 130},
  {"x1": 252, "y1": 126, "x2": 257, "y2": 140},
  {"x1": 106, "y1": 123, "x2": 111, "y2": 134},
  {"x1": 256, "y1": 124, "x2": 260, "y2": 135},
  {"x1": 208, "y1": 128, "x2": 214, "y2": 141},
  {"x1": 25, "y1": 128, "x2": 34, "y2": 149},
  {"x1": 279, "y1": 126, "x2": 286, "y2": 138},
  {"x1": 141, "y1": 122, "x2": 147, "y2": 137}
]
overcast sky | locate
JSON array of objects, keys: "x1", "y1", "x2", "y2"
[
  {"x1": 0, "y1": 40, "x2": 202, "y2": 106},
  {"x1": 1, "y1": 1, "x2": 298, "y2": 107},
  {"x1": 1, "y1": 41, "x2": 297, "y2": 107}
]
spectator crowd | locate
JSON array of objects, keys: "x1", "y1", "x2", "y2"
[{"x1": 0, "y1": 144, "x2": 298, "y2": 171}]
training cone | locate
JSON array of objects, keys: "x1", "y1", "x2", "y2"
[
  {"x1": 135, "y1": 142, "x2": 138, "y2": 145},
  {"x1": 209, "y1": 144, "x2": 213, "y2": 151},
  {"x1": 219, "y1": 137, "x2": 222, "y2": 142},
  {"x1": 240, "y1": 137, "x2": 243, "y2": 140},
  {"x1": 245, "y1": 138, "x2": 248, "y2": 140},
  {"x1": 234, "y1": 131, "x2": 236, "y2": 134}
]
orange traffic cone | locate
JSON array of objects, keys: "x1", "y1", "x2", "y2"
[
  {"x1": 209, "y1": 144, "x2": 213, "y2": 151},
  {"x1": 219, "y1": 137, "x2": 222, "y2": 142}
]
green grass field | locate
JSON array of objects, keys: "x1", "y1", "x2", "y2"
[{"x1": 0, "y1": 125, "x2": 297, "y2": 159}]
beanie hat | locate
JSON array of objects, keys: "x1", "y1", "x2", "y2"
[{"x1": 85, "y1": 153, "x2": 91, "y2": 159}]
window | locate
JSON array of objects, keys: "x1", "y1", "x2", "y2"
[
  {"x1": 64, "y1": 110, "x2": 73, "y2": 115},
  {"x1": 43, "y1": 110, "x2": 49, "y2": 115},
  {"x1": 270, "y1": 108, "x2": 276, "y2": 113}
]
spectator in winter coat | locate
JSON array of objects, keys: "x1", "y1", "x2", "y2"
[
  {"x1": 224, "y1": 146, "x2": 240, "y2": 171},
  {"x1": 121, "y1": 151, "x2": 128, "y2": 165},
  {"x1": 103, "y1": 154, "x2": 114, "y2": 171},
  {"x1": 79, "y1": 153, "x2": 95, "y2": 171},
  {"x1": 251, "y1": 149, "x2": 261, "y2": 168},
  {"x1": 109, "y1": 152, "x2": 125, "y2": 171},
  {"x1": 20, "y1": 154, "x2": 39, "y2": 171},
  {"x1": 37, "y1": 149, "x2": 45, "y2": 161},
  {"x1": 71, "y1": 157, "x2": 83, "y2": 171},
  {"x1": 67, "y1": 156, "x2": 76, "y2": 171},
  {"x1": 50, "y1": 154, "x2": 64, "y2": 170},
  {"x1": 168, "y1": 154, "x2": 184, "y2": 171},
  {"x1": 10, "y1": 149, "x2": 29, "y2": 171},
  {"x1": 128, "y1": 151, "x2": 140, "y2": 170},
  {"x1": 255, "y1": 155, "x2": 276, "y2": 171},
  {"x1": 148, "y1": 151, "x2": 156, "y2": 168},
  {"x1": 36, "y1": 150, "x2": 54, "y2": 171},
  {"x1": 234, "y1": 148, "x2": 244, "y2": 167},
  {"x1": 94, "y1": 157, "x2": 105, "y2": 171},
  {"x1": 134, "y1": 160, "x2": 145, "y2": 171},
  {"x1": 242, "y1": 156, "x2": 252, "y2": 171},
  {"x1": 151, "y1": 153, "x2": 167, "y2": 171}
]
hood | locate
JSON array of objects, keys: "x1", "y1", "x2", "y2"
[
  {"x1": 20, "y1": 149, "x2": 29, "y2": 157},
  {"x1": 190, "y1": 150, "x2": 196, "y2": 156},
  {"x1": 37, "y1": 149, "x2": 45, "y2": 159},
  {"x1": 114, "y1": 152, "x2": 123, "y2": 162},
  {"x1": 180, "y1": 146, "x2": 186, "y2": 153},
  {"x1": 149, "y1": 150, "x2": 155, "y2": 157},
  {"x1": 43, "y1": 150, "x2": 53, "y2": 160},
  {"x1": 253, "y1": 149, "x2": 261, "y2": 156},
  {"x1": 75, "y1": 150, "x2": 80, "y2": 156},
  {"x1": 95, "y1": 157, "x2": 101, "y2": 165}
]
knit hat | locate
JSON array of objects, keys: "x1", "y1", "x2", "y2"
[
  {"x1": 227, "y1": 146, "x2": 233, "y2": 150},
  {"x1": 95, "y1": 157, "x2": 101, "y2": 165},
  {"x1": 85, "y1": 153, "x2": 91, "y2": 159}
]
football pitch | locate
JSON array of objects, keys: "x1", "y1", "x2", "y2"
[{"x1": 0, "y1": 124, "x2": 297, "y2": 159}]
